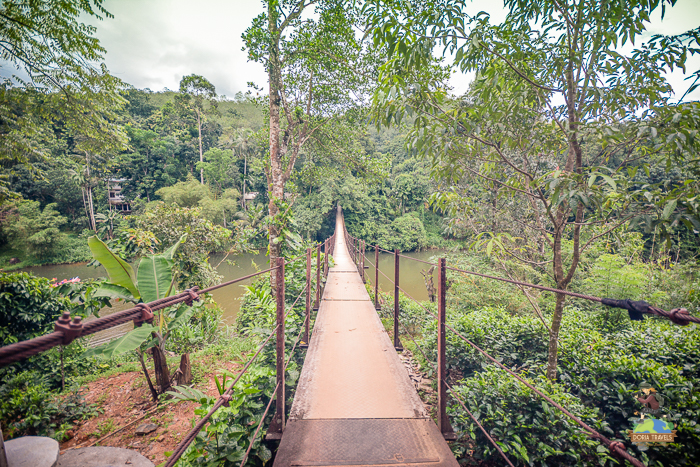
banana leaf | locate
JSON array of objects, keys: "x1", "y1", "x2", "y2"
[
  {"x1": 94, "y1": 283, "x2": 135, "y2": 301},
  {"x1": 88, "y1": 236, "x2": 140, "y2": 299},
  {"x1": 83, "y1": 325, "x2": 154, "y2": 359}
]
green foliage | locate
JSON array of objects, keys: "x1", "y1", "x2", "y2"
[
  {"x1": 449, "y1": 367, "x2": 609, "y2": 466},
  {"x1": 132, "y1": 203, "x2": 237, "y2": 288},
  {"x1": 0, "y1": 371, "x2": 98, "y2": 441},
  {"x1": 166, "y1": 299, "x2": 223, "y2": 354},
  {"x1": 171, "y1": 366, "x2": 276, "y2": 467},
  {"x1": 3, "y1": 200, "x2": 68, "y2": 259},
  {"x1": 82, "y1": 325, "x2": 156, "y2": 360},
  {"x1": 418, "y1": 300, "x2": 700, "y2": 466},
  {"x1": 88, "y1": 236, "x2": 140, "y2": 298},
  {"x1": 0, "y1": 272, "x2": 70, "y2": 345}
]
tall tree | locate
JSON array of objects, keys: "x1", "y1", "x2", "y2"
[
  {"x1": 177, "y1": 75, "x2": 217, "y2": 184},
  {"x1": 0, "y1": 0, "x2": 126, "y2": 170},
  {"x1": 243, "y1": 0, "x2": 374, "y2": 289},
  {"x1": 367, "y1": 0, "x2": 700, "y2": 379}
]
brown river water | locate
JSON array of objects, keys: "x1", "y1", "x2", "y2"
[{"x1": 22, "y1": 250, "x2": 443, "y2": 345}]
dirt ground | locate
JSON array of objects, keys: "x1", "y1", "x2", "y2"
[{"x1": 59, "y1": 359, "x2": 242, "y2": 466}]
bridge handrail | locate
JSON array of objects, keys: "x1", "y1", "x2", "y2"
[
  {"x1": 164, "y1": 282, "x2": 309, "y2": 467},
  {"x1": 345, "y1": 230, "x2": 697, "y2": 326},
  {"x1": 352, "y1": 236, "x2": 675, "y2": 467}
]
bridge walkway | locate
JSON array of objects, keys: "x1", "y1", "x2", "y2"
[{"x1": 273, "y1": 208, "x2": 458, "y2": 467}]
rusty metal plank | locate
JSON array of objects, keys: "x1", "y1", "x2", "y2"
[{"x1": 274, "y1": 419, "x2": 458, "y2": 467}]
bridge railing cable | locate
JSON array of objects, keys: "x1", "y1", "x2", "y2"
[
  {"x1": 165, "y1": 283, "x2": 309, "y2": 467},
  {"x1": 0, "y1": 228, "x2": 337, "y2": 466},
  {"x1": 356, "y1": 240, "x2": 657, "y2": 467}
]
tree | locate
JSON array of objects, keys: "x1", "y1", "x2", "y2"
[
  {"x1": 366, "y1": 0, "x2": 700, "y2": 379},
  {"x1": 0, "y1": 0, "x2": 127, "y2": 169},
  {"x1": 3, "y1": 200, "x2": 67, "y2": 258},
  {"x1": 243, "y1": 0, "x2": 375, "y2": 289},
  {"x1": 177, "y1": 75, "x2": 217, "y2": 184}
]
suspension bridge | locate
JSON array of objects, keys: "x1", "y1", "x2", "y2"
[{"x1": 1, "y1": 205, "x2": 696, "y2": 467}]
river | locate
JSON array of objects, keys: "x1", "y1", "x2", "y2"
[{"x1": 22, "y1": 249, "x2": 442, "y2": 343}]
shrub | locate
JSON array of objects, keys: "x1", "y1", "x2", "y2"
[
  {"x1": 449, "y1": 367, "x2": 610, "y2": 466},
  {"x1": 0, "y1": 371, "x2": 97, "y2": 441},
  {"x1": 0, "y1": 272, "x2": 69, "y2": 345}
]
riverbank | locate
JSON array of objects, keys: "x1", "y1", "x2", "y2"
[
  {"x1": 59, "y1": 334, "x2": 255, "y2": 465},
  {"x1": 0, "y1": 234, "x2": 92, "y2": 271}
]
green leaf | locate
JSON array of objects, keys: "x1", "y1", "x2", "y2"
[
  {"x1": 94, "y1": 283, "x2": 135, "y2": 301},
  {"x1": 88, "y1": 236, "x2": 140, "y2": 299},
  {"x1": 163, "y1": 234, "x2": 187, "y2": 261},
  {"x1": 600, "y1": 175, "x2": 617, "y2": 192},
  {"x1": 137, "y1": 255, "x2": 173, "y2": 303},
  {"x1": 83, "y1": 325, "x2": 154, "y2": 359},
  {"x1": 662, "y1": 199, "x2": 677, "y2": 220},
  {"x1": 168, "y1": 305, "x2": 196, "y2": 331}
]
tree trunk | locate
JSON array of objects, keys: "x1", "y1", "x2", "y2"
[
  {"x1": 546, "y1": 292, "x2": 566, "y2": 380},
  {"x1": 197, "y1": 111, "x2": 204, "y2": 184},
  {"x1": 87, "y1": 186, "x2": 96, "y2": 232},
  {"x1": 152, "y1": 345, "x2": 171, "y2": 394},
  {"x1": 136, "y1": 349, "x2": 159, "y2": 402},
  {"x1": 268, "y1": 3, "x2": 284, "y2": 293},
  {"x1": 242, "y1": 154, "x2": 247, "y2": 212},
  {"x1": 175, "y1": 354, "x2": 192, "y2": 386}
]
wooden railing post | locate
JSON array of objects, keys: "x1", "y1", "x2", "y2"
[
  {"x1": 0, "y1": 423, "x2": 8, "y2": 467},
  {"x1": 324, "y1": 239, "x2": 329, "y2": 277},
  {"x1": 374, "y1": 246, "x2": 380, "y2": 310},
  {"x1": 437, "y1": 257, "x2": 456, "y2": 440},
  {"x1": 267, "y1": 257, "x2": 285, "y2": 439},
  {"x1": 360, "y1": 240, "x2": 366, "y2": 283},
  {"x1": 394, "y1": 249, "x2": 402, "y2": 350},
  {"x1": 314, "y1": 244, "x2": 320, "y2": 311},
  {"x1": 304, "y1": 247, "x2": 311, "y2": 345}
]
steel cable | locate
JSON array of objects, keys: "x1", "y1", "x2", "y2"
[
  {"x1": 164, "y1": 284, "x2": 308, "y2": 467},
  {"x1": 368, "y1": 253, "x2": 644, "y2": 467},
  {"x1": 443, "y1": 322, "x2": 646, "y2": 467}
]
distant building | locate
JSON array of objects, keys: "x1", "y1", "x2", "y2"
[
  {"x1": 107, "y1": 179, "x2": 131, "y2": 213},
  {"x1": 244, "y1": 191, "x2": 259, "y2": 207}
]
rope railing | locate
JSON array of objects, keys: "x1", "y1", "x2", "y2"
[
  {"x1": 164, "y1": 283, "x2": 309, "y2": 467},
  {"x1": 348, "y1": 229, "x2": 697, "y2": 326},
  {"x1": 0, "y1": 224, "x2": 337, "y2": 467},
  {"x1": 355, "y1": 240, "x2": 653, "y2": 467}
]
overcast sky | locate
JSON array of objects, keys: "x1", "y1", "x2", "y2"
[{"x1": 5, "y1": 0, "x2": 700, "y2": 101}]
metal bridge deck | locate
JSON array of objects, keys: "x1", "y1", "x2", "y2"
[{"x1": 273, "y1": 209, "x2": 457, "y2": 467}]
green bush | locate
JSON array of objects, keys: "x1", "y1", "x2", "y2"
[
  {"x1": 3, "y1": 200, "x2": 67, "y2": 259},
  {"x1": 449, "y1": 367, "x2": 611, "y2": 466},
  {"x1": 423, "y1": 303, "x2": 700, "y2": 466},
  {"x1": 422, "y1": 306, "x2": 548, "y2": 377},
  {"x1": 0, "y1": 371, "x2": 97, "y2": 441},
  {"x1": 167, "y1": 299, "x2": 224, "y2": 354},
  {"x1": 0, "y1": 272, "x2": 69, "y2": 345}
]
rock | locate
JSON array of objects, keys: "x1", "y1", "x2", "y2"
[
  {"x1": 135, "y1": 423, "x2": 158, "y2": 435},
  {"x1": 8, "y1": 258, "x2": 20, "y2": 265},
  {"x1": 58, "y1": 446, "x2": 154, "y2": 467},
  {"x1": 5, "y1": 436, "x2": 59, "y2": 467}
]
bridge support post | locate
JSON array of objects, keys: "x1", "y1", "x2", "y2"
[
  {"x1": 324, "y1": 239, "x2": 329, "y2": 278},
  {"x1": 374, "y1": 246, "x2": 380, "y2": 310},
  {"x1": 267, "y1": 257, "x2": 286, "y2": 440},
  {"x1": 361, "y1": 241, "x2": 366, "y2": 283},
  {"x1": 303, "y1": 247, "x2": 311, "y2": 346},
  {"x1": 393, "y1": 249, "x2": 402, "y2": 351},
  {"x1": 437, "y1": 257, "x2": 456, "y2": 440},
  {"x1": 314, "y1": 244, "x2": 320, "y2": 311}
]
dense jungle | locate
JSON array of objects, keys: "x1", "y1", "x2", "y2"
[{"x1": 1, "y1": 0, "x2": 699, "y2": 466}]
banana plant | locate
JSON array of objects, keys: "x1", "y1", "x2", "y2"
[{"x1": 85, "y1": 234, "x2": 194, "y2": 399}]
